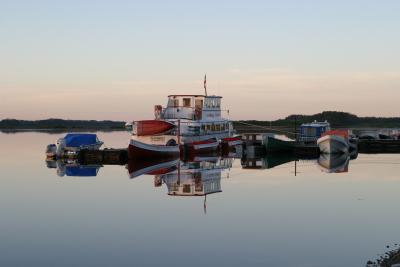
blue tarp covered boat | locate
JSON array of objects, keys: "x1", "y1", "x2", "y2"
[
  {"x1": 64, "y1": 133, "x2": 99, "y2": 147},
  {"x1": 59, "y1": 133, "x2": 103, "y2": 151}
]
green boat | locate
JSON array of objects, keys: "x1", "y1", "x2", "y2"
[{"x1": 264, "y1": 136, "x2": 296, "y2": 153}]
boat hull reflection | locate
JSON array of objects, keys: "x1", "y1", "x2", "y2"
[
  {"x1": 127, "y1": 158, "x2": 179, "y2": 179},
  {"x1": 318, "y1": 153, "x2": 350, "y2": 173}
]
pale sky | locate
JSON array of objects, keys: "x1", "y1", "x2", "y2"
[{"x1": 1, "y1": 0, "x2": 399, "y2": 121}]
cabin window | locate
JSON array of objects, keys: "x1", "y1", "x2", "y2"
[
  {"x1": 183, "y1": 185, "x2": 191, "y2": 193},
  {"x1": 216, "y1": 124, "x2": 221, "y2": 131},
  {"x1": 171, "y1": 184, "x2": 179, "y2": 191},
  {"x1": 195, "y1": 183, "x2": 203, "y2": 192},
  {"x1": 211, "y1": 124, "x2": 216, "y2": 131},
  {"x1": 173, "y1": 99, "x2": 179, "y2": 107},
  {"x1": 220, "y1": 124, "x2": 225, "y2": 131},
  {"x1": 195, "y1": 99, "x2": 203, "y2": 109},
  {"x1": 201, "y1": 124, "x2": 206, "y2": 132},
  {"x1": 206, "y1": 124, "x2": 211, "y2": 131},
  {"x1": 183, "y1": 98, "x2": 191, "y2": 107}
]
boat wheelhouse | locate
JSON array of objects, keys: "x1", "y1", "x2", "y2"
[
  {"x1": 298, "y1": 121, "x2": 330, "y2": 143},
  {"x1": 159, "y1": 94, "x2": 233, "y2": 143}
]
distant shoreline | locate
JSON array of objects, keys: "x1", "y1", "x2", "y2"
[{"x1": 1, "y1": 111, "x2": 400, "y2": 132}]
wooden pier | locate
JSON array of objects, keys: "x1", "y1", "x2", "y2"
[
  {"x1": 78, "y1": 148, "x2": 128, "y2": 165},
  {"x1": 358, "y1": 140, "x2": 400, "y2": 153}
]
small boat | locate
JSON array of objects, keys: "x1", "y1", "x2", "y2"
[
  {"x1": 264, "y1": 136, "x2": 295, "y2": 153},
  {"x1": 317, "y1": 129, "x2": 349, "y2": 154},
  {"x1": 128, "y1": 139, "x2": 180, "y2": 160},
  {"x1": 133, "y1": 120, "x2": 176, "y2": 136},
  {"x1": 46, "y1": 133, "x2": 103, "y2": 158}
]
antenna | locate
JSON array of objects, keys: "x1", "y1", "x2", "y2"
[{"x1": 204, "y1": 74, "x2": 207, "y2": 96}]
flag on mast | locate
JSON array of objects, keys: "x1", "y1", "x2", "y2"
[{"x1": 204, "y1": 74, "x2": 207, "y2": 96}]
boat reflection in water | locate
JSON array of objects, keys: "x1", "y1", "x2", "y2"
[
  {"x1": 127, "y1": 155, "x2": 232, "y2": 197},
  {"x1": 46, "y1": 159, "x2": 102, "y2": 177},
  {"x1": 241, "y1": 154, "x2": 297, "y2": 170},
  {"x1": 127, "y1": 155, "x2": 232, "y2": 213},
  {"x1": 317, "y1": 153, "x2": 350, "y2": 173},
  {"x1": 155, "y1": 156, "x2": 232, "y2": 197}
]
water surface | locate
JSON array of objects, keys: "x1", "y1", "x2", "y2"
[{"x1": 1, "y1": 131, "x2": 399, "y2": 267}]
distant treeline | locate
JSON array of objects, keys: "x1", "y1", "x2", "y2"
[
  {"x1": 0, "y1": 119, "x2": 126, "y2": 130},
  {"x1": 234, "y1": 111, "x2": 400, "y2": 129},
  {"x1": 1, "y1": 111, "x2": 400, "y2": 131}
]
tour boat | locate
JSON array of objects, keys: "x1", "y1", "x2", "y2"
[
  {"x1": 129, "y1": 92, "x2": 238, "y2": 159},
  {"x1": 317, "y1": 129, "x2": 349, "y2": 154}
]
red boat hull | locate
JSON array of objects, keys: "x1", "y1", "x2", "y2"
[
  {"x1": 135, "y1": 120, "x2": 176, "y2": 136},
  {"x1": 128, "y1": 139, "x2": 180, "y2": 159},
  {"x1": 127, "y1": 157, "x2": 179, "y2": 178}
]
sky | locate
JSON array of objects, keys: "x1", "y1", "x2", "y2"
[{"x1": 1, "y1": 0, "x2": 399, "y2": 121}]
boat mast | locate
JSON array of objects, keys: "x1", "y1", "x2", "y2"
[{"x1": 204, "y1": 74, "x2": 207, "y2": 96}]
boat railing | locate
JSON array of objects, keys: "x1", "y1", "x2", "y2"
[{"x1": 162, "y1": 106, "x2": 201, "y2": 120}]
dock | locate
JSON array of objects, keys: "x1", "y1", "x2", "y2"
[
  {"x1": 78, "y1": 148, "x2": 128, "y2": 165},
  {"x1": 358, "y1": 139, "x2": 400, "y2": 153},
  {"x1": 242, "y1": 133, "x2": 400, "y2": 156}
]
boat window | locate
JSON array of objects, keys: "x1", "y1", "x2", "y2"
[
  {"x1": 211, "y1": 124, "x2": 216, "y2": 131},
  {"x1": 195, "y1": 99, "x2": 203, "y2": 109},
  {"x1": 216, "y1": 124, "x2": 221, "y2": 131},
  {"x1": 221, "y1": 124, "x2": 225, "y2": 131},
  {"x1": 201, "y1": 124, "x2": 206, "y2": 132},
  {"x1": 183, "y1": 184, "x2": 191, "y2": 193},
  {"x1": 205, "y1": 99, "x2": 210, "y2": 108},
  {"x1": 216, "y1": 99, "x2": 221, "y2": 108},
  {"x1": 183, "y1": 98, "x2": 191, "y2": 108},
  {"x1": 171, "y1": 184, "x2": 179, "y2": 191},
  {"x1": 206, "y1": 124, "x2": 211, "y2": 131},
  {"x1": 173, "y1": 99, "x2": 179, "y2": 107},
  {"x1": 195, "y1": 183, "x2": 203, "y2": 192}
]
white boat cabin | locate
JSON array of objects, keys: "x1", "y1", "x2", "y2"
[
  {"x1": 156, "y1": 94, "x2": 222, "y2": 121},
  {"x1": 154, "y1": 94, "x2": 233, "y2": 140}
]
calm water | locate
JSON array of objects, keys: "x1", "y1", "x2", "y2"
[{"x1": 1, "y1": 131, "x2": 400, "y2": 267}]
